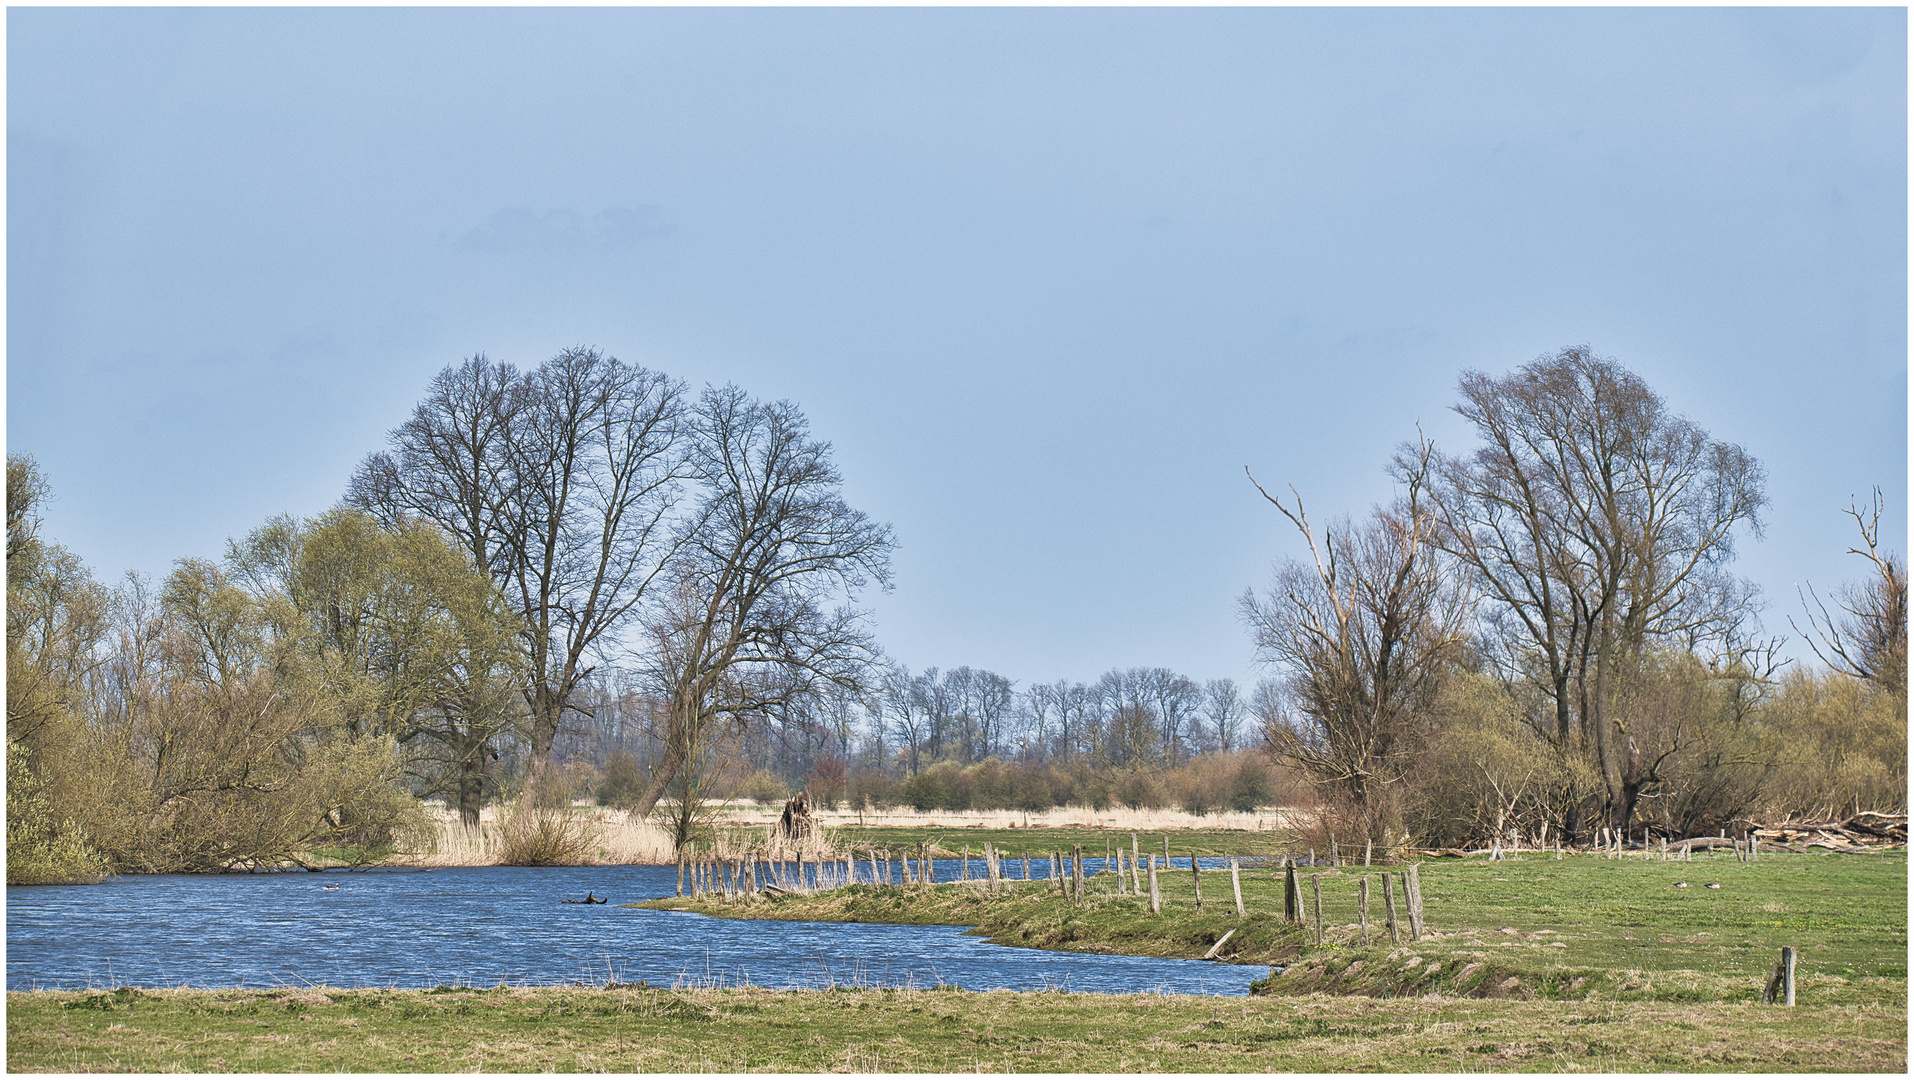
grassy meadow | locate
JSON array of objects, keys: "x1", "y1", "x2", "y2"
[
  {"x1": 7, "y1": 983, "x2": 1904, "y2": 1073},
  {"x1": 642, "y1": 847, "x2": 1906, "y2": 1006}
]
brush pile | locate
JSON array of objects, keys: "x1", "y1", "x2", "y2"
[{"x1": 1753, "y1": 812, "x2": 1907, "y2": 851}]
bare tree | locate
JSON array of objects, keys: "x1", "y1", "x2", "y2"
[
  {"x1": 1792, "y1": 488, "x2": 1907, "y2": 696},
  {"x1": 1422, "y1": 346, "x2": 1766, "y2": 833},
  {"x1": 1203, "y1": 677, "x2": 1244, "y2": 753},
  {"x1": 628, "y1": 386, "x2": 893, "y2": 827},
  {"x1": 1240, "y1": 441, "x2": 1471, "y2": 843},
  {"x1": 1144, "y1": 668, "x2": 1203, "y2": 763},
  {"x1": 872, "y1": 663, "x2": 928, "y2": 775},
  {"x1": 970, "y1": 669, "x2": 1017, "y2": 762},
  {"x1": 349, "y1": 348, "x2": 690, "y2": 767}
]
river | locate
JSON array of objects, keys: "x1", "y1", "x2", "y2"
[{"x1": 6, "y1": 861, "x2": 1256, "y2": 995}]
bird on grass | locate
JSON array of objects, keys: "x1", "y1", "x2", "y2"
[
  {"x1": 1705, "y1": 882, "x2": 1722, "y2": 889},
  {"x1": 1673, "y1": 882, "x2": 1689, "y2": 888}
]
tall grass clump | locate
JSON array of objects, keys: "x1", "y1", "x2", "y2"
[{"x1": 496, "y1": 801, "x2": 601, "y2": 866}]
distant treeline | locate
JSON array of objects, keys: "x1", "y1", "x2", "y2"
[{"x1": 8, "y1": 345, "x2": 1905, "y2": 884}]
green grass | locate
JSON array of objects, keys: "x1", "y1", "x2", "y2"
[
  {"x1": 641, "y1": 849, "x2": 1907, "y2": 1005},
  {"x1": 7, "y1": 984, "x2": 1904, "y2": 1072}
]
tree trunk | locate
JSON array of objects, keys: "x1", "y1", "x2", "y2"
[
  {"x1": 456, "y1": 730, "x2": 486, "y2": 829},
  {"x1": 1591, "y1": 610, "x2": 1626, "y2": 831}
]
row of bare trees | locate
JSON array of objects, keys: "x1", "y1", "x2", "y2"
[
  {"x1": 1244, "y1": 346, "x2": 1904, "y2": 849},
  {"x1": 344, "y1": 350, "x2": 894, "y2": 830}
]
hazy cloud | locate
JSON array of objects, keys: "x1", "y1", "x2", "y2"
[{"x1": 455, "y1": 205, "x2": 673, "y2": 256}]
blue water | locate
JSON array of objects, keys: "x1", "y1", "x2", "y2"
[{"x1": 5, "y1": 862, "x2": 1257, "y2": 995}]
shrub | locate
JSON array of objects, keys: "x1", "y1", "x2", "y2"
[
  {"x1": 495, "y1": 802, "x2": 600, "y2": 866},
  {"x1": 597, "y1": 751, "x2": 645, "y2": 809},
  {"x1": 1226, "y1": 759, "x2": 1275, "y2": 811},
  {"x1": 1113, "y1": 769, "x2": 1166, "y2": 810},
  {"x1": 806, "y1": 757, "x2": 848, "y2": 810},
  {"x1": 739, "y1": 769, "x2": 790, "y2": 805},
  {"x1": 847, "y1": 770, "x2": 899, "y2": 810}
]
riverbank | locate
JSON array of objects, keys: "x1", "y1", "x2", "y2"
[
  {"x1": 638, "y1": 850, "x2": 1909, "y2": 1006},
  {"x1": 7, "y1": 983, "x2": 1904, "y2": 1072}
]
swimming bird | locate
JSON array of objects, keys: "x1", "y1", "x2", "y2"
[{"x1": 322, "y1": 883, "x2": 340, "y2": 891}]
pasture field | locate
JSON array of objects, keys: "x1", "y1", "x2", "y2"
[
  {"x1": 6, "y1": 983, "x2": 1904, "y2": 1072},
  {"x1": 644, "y1": 849, "x2": 1908, "y2": 1005}
]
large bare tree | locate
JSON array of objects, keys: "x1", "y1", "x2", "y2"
[
  {"x1": 349, "y1": 348, "x2": 689, "y2": 766},
  {"x1": 1240, "y1": 441, "x2": 1471, "y2": 844},
  {"x1": 629, "y1": 386, "x2": 893, "y2": 827},
  {"x1": 1422, "y1": 346, "x2": 1767, "y2": 833}
]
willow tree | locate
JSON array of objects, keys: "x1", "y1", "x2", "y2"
[{"x1": 229, "y1": 509, "x2": 526, "y2": 829}]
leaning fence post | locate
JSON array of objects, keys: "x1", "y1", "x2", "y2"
[
  {"x1": 1190, "y1": 851, "x2": 1203, "y2": 909},
  {"x1": 1230, "y1": 857, "x2": 1245, "y2": 917},
  {"x1": 1357, "y1": 875, "x2": 1370, "y2": 945},
  {"x1": 1148, "y1": 856, "x2": 1161, "y2": 915},
  {"x1": 1763, "y1": 946, "x2": 1797, "y2": 1005}
]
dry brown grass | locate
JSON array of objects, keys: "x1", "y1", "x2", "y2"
[
  {"x1": 398, "y1": 803, "x2": 677, "y2": 866},
  {"x1": 388, "y1": 801, "x2": 1302, "y2": 867},
  {"x1": 711, "y1": 802, "x2": 1303, "y2": 833}
]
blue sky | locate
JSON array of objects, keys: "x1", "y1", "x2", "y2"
[{"x1": 8, "y1": 6, "x2": 1906, "y2": 690}]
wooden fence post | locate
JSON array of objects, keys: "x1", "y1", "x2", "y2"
[
  {"x1": 1022, "y1": 851, "x2": 1031, "y2": 882},
  {"x1": 1383, "y1": 872, "x2": 1400, "y2": 944},
  {"x1": 1330, "y1": 836, "x2": 1339, "y2": 866},
  {"x1": 1357, "y1": 876, "x2": 1370, "y2": 945},
  {"x1": 1230, "y1": 857, "x2": 1245, "y2": 917},
  {"x1": 1073, "y1": 844, "x2": 1085, "y2": 901},
  {"x1": 1132, "y1": 834, "x2": 1143, "y2": 893},
  {"x1": 1148, "y1": 856, "x2": 1161, "y2": 915},
  {"x1": 1364, "y1": 839, "x2": 1373, "y2": 866},
  {"x1": 1763, "y1": 946, "x2": 1797, "y2": 1006},
  {"x1": 1283, "y1": 859, "x2": 1299, "y2": 923},
  {"x1": 1406, "y1": 863, "x2": 1424, "y2": 940},
  {"x1": 1312, "y1": 874, "x2": 1324, "y2": 945},
  {"x1": 1190, "y1": 852, "x2": 1204, "y2": 909}
]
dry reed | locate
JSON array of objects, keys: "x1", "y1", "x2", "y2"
[{"x1": 397, "y1": 803, "x2": 678, "y2": 867}]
